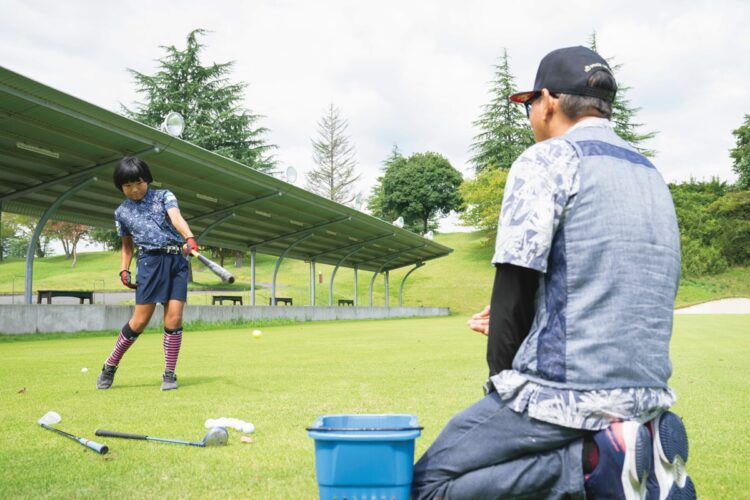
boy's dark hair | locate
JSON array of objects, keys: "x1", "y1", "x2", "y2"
[
  {"x1": 113, "y1": 156, "x2": 153, "y2": 191},
  {"x1": 558, "y1": 70, "x2": 617, "y2": 120}
]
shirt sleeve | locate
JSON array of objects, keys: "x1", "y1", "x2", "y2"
[
  {"x1": 114, "y1": 210, "x2": 129, "y2": 237},
  {"x1": 491, "y1": 139, "x2": 579, "y2": 273},
  {"x1": 486, "y1": 263, "x2": 540, "y2": 376},
  {"x1": 163, "y1": 190, "x2": 179, "y2": 210}
]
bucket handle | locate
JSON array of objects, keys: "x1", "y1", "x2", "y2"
[{"x1": 306, "y1": 426, "x2": 424, "y2": 432}]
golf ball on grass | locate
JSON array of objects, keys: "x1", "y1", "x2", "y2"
[
  {"x1": 81, "y1": 367, "x2": 88, "y2": 373},
  {"x1": 252, "y1": 329, "x2": 262, "y2": 339}
]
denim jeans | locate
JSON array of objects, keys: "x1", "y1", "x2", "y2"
[{"x1": 411, "y1": 392, "x2": 587, "y2": 499}]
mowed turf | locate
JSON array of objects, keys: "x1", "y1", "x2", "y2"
[{"x1": 0, "y1": 314, "x2": 747, "y2": 498}]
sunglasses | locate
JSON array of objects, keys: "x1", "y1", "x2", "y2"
[{"x1": 523, "y1": 92, "x2": 558, "y2": 118}]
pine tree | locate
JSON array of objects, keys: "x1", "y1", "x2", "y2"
[
  {"x1": 123, "y1": 29, "x2": 276, "y2": 172},
  {"x1": 469, "y1": 49, "x2": 535, "y2": 174},
  {"x1": 589, "y1": 32, "x2": 657, "y2": 157},
  {"x1": 306, "y1": 103, "x2": 361, "y2": 204},
  {"x1": 367, "y1": 144, "x2": 403, "y2": 221}
]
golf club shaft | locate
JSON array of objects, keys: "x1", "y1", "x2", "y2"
[
  {"x1": 41, "y1": 424, "x2": 108, "y2": 454},
  {"x1": 96, "y1": 429, "x2": 202, "y2": 447}
]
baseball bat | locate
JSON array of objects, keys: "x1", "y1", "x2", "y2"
[{"x1": 190, "y1": 249, "x2": 235, "y2": 284}]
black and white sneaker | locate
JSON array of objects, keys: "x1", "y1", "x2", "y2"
[
  {"x1": 647, "y1": 411, "x2": 696, "y2": 499},
  {"x1": 96, "y1": 363, "x2": 118, "y2": 390},
  {"x1": 161, "y1": 370, "x2": 178, "y2": 391}
]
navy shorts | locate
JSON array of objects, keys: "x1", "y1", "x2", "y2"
[{"x1": 135, "y1": 253, "x2": 188, "y2": 305}]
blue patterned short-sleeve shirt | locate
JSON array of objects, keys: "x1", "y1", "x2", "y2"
[
  {"x1": 489, "y1": 118, "x2": 675, "y2": 430},
  {"x1": 114, "y1": 188, "x2": 182, "y2": 250}
]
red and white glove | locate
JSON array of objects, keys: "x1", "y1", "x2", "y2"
[
  {"x1": 119, "y1": 270, "x2": 137, "y2": 290},
  {"x1": 183, "y1": 236, "x2": 199, "y2": 256}
]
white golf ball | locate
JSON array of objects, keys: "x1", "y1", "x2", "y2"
[
  {"x1": 252, "y1": 329, "x2": 262, "y2": 339},
  {"x1": 81, "y1": 367, "x2": 88, "y2": 373},
  {"x1": 205, "y1": 419, "x2": 217, "y2": 428},
  {"x1": 242, "y1": 423, "x2": 255, "y2": 433}
]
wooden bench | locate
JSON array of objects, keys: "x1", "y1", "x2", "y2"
[
  {"x1": 338, "y1": 299, "x2": 355, "y2": 306},
  {"x1": 37, "y1": 290, "x2": 94, "y2": 304},
  {"x1": 212, "y1": 295, "x2": 243, "y2": 305},
  {"x1": 269, "y1": 297, "x2": 293, "y2": 306}
]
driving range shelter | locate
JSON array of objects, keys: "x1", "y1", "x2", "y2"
[{"x1": 0, "y1": 66, "x2": 453, "y2": 333}]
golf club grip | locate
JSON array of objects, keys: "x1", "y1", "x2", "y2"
[
  {"x1": 95, "y1": 429, "x2": 147, "y2": 440},
  {"x1": 81, "y1": 438, "x2": 109, "y2": 454},
  {"x1": 190, "y1": 250, "x2": 235, "y2": 283}
]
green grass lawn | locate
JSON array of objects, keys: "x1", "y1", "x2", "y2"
[
  {"x1": 2, "y1": 231, "x2": 747, "y2": 313},
  {"x1": 0, "y1": 315, "x2": 747, "y2": 498}
]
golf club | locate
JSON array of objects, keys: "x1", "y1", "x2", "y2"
[
  {"x1": 94, "y1": 426, "x2": 228, "y2": 447},
  {"x1": 37, "y1": 411, "x2": 109, "y2": 455}
]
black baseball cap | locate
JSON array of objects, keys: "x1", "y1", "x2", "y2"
[{"x1": 510, "y1": 46, "x2": 617, "y2": 104}]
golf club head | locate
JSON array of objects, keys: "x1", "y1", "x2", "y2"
[
  {"x1": 202, "y1": 426, "x2": 228, "y2": 447},
  {"x1": 38, "y1": 411, "x2": 61, "y2": 426}
]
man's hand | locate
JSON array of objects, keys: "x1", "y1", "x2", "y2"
[
  {"x1": 467, "y1": 305, "x2": 490, "y2": 336},
  {"x1": 119, "y1": 270, "x2": 137, "y2": 290},
  {"x1": 183, "y1": 236, "x2": 199, "y2": 256}
]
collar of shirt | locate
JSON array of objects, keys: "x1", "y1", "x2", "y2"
[{"x1": 567, "y1": 116, "x2": 612, "y2": 134}]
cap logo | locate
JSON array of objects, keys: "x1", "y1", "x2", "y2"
[{"x1": 584, "y1": 62, "x2": 609, "y2": 73}]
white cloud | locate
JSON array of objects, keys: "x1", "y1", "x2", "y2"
[{"x1": 2, "y1": 0, "x2": 749, "y2": 233}]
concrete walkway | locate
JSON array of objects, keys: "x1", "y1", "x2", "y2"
[
  {"x1": 0, "y1": 290, "x2": 255, "y2": 305},
  {"x1": 675, "y1": 297, "x2": 750, "y2": 314}
]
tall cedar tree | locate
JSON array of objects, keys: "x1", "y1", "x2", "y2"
[
  {"x1": 381, "y1": 152, "x2": 463, "y2": 235},
  {"x1": 730, "y1": 114, "x2": 750, "y2": 189},
  {"x1": 123, "y1": 29, "x2": 275, "y2": 172},
  {"x1": 590, "y1": 32, "x2": 657, "y2": 157},
  {"x1": 307, "y1": 103, "x2": 361, "y2": 204},
  {"x1": 469, "y1": 49, "x2": 535, "y2": 174}
]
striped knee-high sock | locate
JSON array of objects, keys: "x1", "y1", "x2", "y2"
[
  {"x1": 163, "y1": 327, "x2": 183, "y2": 373},
  {"x1": 106, "y1": 323, "x2": 139, "y2": 366}
]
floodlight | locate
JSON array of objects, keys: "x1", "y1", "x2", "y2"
[{"x1": 160, "y1": 112, "x2": 185, "y2": 137}]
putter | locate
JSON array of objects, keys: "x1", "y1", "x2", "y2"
[
  {"x1": 94, "y1": 426, "x2": 228, "y2": 447},
  {"x1": 37, "y1": 411, "x2": 109, "y2": 455}
]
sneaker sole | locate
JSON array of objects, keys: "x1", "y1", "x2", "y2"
[
  {"x1": 653, "y1": 412, "x2": 695, "y2": 500},
  {"x1": 620, "y1": 422, "x2": 653, "y2": 500}
]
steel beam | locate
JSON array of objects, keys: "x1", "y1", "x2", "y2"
[
  {"x1": 1, "y1": 147, "x2": 157, "y2": 204},
  {"x1": 368, "y1": 255, "x2": 400, "y2": 307},
  {"x1": 271, "y1": 233, "x2": 312, "y2": 305},
  {"x1": 328, "y1": 245, "x2": 365, "y2": 305},
  {"x1": 250, "y1": 247, "x2": 257, "y2": 306},
  {"x1": 248, "y1": 216, "x2": 350, "y2": 248},
  {"x1": 24, "y1": 177, "x2": 97, "y2": 304},
  {"x1": 309, "y1": 233, "x2": 395, "y2": 260},
  {"x1": 187, "y1": 191, "x2": 282, "y2": 223},
  {"x1": 399, "y1": 262, "x2": 425, "y2": 306}
]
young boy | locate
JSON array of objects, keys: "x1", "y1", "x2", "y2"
[{"x1": 96, "y1": 156, "x2": 198, "y2": 391}]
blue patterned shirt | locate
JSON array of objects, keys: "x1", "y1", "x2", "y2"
[
  {"x1": 490, "y1": 118, "x2": 675, "y2": 430},
  {"x1": 115, "y1": 188, "x2": 182, "y2": 251}
]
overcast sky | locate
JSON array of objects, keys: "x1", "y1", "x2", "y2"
[{"x1": 2, "y1": 0, "x2": 749, "y2": 234}]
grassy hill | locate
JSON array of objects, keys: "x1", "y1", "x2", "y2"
[{"x1": 1, "y1": 231, "x2": 748, "y2": 314}]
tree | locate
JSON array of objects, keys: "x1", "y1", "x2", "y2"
[
  {"x1": 589, "y1": 32, "x2": 657, "y2": 157},
  {"x1": 458, "y1": 167, "x2": 509, "y2": 242},
  {"x1": 306, "y1": 103, "x2": 361, "y2": 204},
  {"x1": 368, "y1": 144, "x2": 404, "y2": 222},
  {"x1": 469, "y1": 49, "x2": 535, "y2": 174},
  {"x1": 12, "y1": 214, "x2": 51, "y2": 258},
  {"x1": 730, "y1": 114, "x2": 750, "y2": 189},
  {"x1": 124, "y1": 29, "x2": 276, "y2": 172},
  {"x1": 381, "y1": 152, "x2": 463, "y2": 234},
  {"x1": 88, "y1": 227, "x2": 122, "y2": 251},
  {"x1": 47, "y1": 221, "x2": 89, "y2": 267}
]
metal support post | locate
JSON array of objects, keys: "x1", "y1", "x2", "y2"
[
  {"x1": 24, "y1": 177, "x2": 97, "y2": 304},
  {"x1": 399, "y1": 262, "x2": 425, "y2": 306},
  {"x1": 310, "y1": 259, "x2": 316, "y2": 306},
  {"x1": 271, "y1": 233, "x2": 312, "y2": 305},
  {"x1": 250, "y1": 247, "x2": 256, "y2": 306}
]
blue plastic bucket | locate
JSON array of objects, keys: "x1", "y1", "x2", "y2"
[{"x1": 307, "y1": 414, "x2": 422, "y2": 500}]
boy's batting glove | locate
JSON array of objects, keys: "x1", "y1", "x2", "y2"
[
  {"x1": 183, "y1": 236, "x2": 199, "y2": 256},
  {"x1": 119, "y1": 270, "x2": 137, "y2": 290}
]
